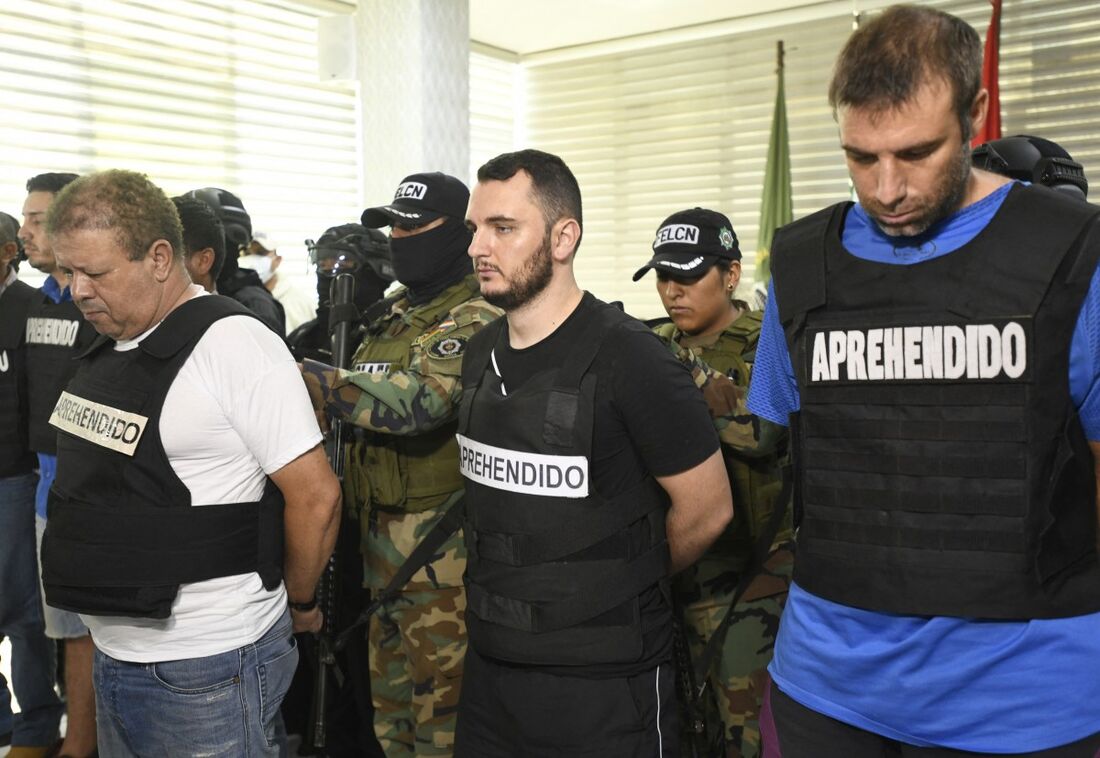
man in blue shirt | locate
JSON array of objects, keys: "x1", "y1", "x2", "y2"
[
  {"x1": 20, "y1": 172, "x2": 99, "y2": 758},
  {"x1": 748, "y1": 5, "x2": 1100, "y2": 755}
]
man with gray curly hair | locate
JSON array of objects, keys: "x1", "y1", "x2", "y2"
[{"x1": 40, "y1": 169, "x2": 341, "y2": 757}]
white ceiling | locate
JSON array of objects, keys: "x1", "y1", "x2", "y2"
[{"x1": 469, "y1": 0, "x2": 834, "y2": 55}]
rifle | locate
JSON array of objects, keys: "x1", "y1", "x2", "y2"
[
  {"x1": 309, "y1": 272, "x2": 356, "y2": 752},
  {"x1": 672, "y1": 610, "x2": 712, "y2": 758}
]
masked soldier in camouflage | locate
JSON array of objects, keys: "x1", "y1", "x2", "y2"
[
  {"x1": 301, "y1": 172, "x2": 502, "y2": 757},
  {"x1": 635, "y1": 208, "x2": 793, "y2": 758}
]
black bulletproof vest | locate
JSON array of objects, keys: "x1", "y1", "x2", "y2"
[
  {"x1": 0, "y1": 280, "x2": 45, "y2": 478},
  {"x1": 457, "y1": 303, "x2": 669, "y2": 666},
  {"x1": 25, "y1": 296, "x2": 96, "y2": 454},
  {"x1": 773, "y1": 184, "x2": 1100, "y2": 619},
  {"x1": 42, "y1": 295, "x2": 284, "y2": 619}
]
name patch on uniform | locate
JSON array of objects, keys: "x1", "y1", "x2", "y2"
[
  {"x1": 456, "y1": 434, "x2": 589, "y2": 498},
  {"x1": 654, "y1": 224, "x2": 699, "y2": 247},
  {"x1": 806, "y1": 321, "x2": 1030, "y2": 384},
  {"x1": 26, "y1": 317, "x2": 80, "y2": 347},
  {"x1": 49, "y1": 391, "x2": 147, "y2": 456},
  {"x1": 355, "y1": 361, "x2": 392, "y2": 374},
  {"x1": 394, "y1": 181, "x2": 427, "y2": 200}
]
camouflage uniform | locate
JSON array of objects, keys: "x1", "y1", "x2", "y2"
[
  {"x1": 303, "y1": 274, "x2": 502, "y2": 756},
  {"x1": 655, "y1": 311, "x2": 794, "y2": 758}
]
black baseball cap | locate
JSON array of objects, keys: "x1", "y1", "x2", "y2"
[
  {"x1": 361, "y1": 172, "x2": 470, "y2": 229},
  {"x1": 632, "y1": 207, "x2": 741, "y2": 281}
]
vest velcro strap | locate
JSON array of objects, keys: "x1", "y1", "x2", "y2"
[
  {"x1": 805, "y1": 383, "x2": 1028, "y2": 407},
  {"x1": 802, "y1": 414, "x2": 1026, "y2": 444},
  {"x1": 804, "y1": 533, "x2": 1028, "y2": 574},
  {"x1": 806, "y1": 482, "x2": 1027, "y2": 517},
  {"x1": 466, "y1": 541, "x2": 667, "y2": 633},
  {"x1": 543, "y1": 390, "x2": 580, "y2": 448},
  {"x1": 808, "y1": 417, "x2": 1026, "y2": 443},
  {"x1": 805, "y1": 447, "x2": 1025, "y2": 480},
  {"x1": 803, "y1": 517, "x2": 1027, "y2": 555},
  {"x1": 44, "y1": 494, "x2": 284, "y2": 588},
  {"x1": 470, "y1": 481, "x2": 663, "y2": 566}
]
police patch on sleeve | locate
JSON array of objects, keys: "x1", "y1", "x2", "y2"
[{"x1": 428, "y1": 335, "x2": 468, "y2": 359}]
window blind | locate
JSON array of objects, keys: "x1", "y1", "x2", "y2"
[
  {"x1": 2, "y1": 0, "x2": 360, "y2": 296},
  {"x1": 522, "y1": 0, "x2": 1100, "y2": 318}
]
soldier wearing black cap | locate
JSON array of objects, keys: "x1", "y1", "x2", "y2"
[
  {"x1": 184, "y1": 187, "x2": 285, "y2": 335},
  {"x1": 637, "y1": 208, "x2": 792, "y2": 757},
  {"x1": 301, "y1": 172, "x2": 502, "y2": 755}
]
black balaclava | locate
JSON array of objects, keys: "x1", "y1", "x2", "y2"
[{"x1": 389, "y1": 217, "x2": 473, "y2": 305}]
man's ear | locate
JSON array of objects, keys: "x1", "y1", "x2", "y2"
[
  {"x1": 0, "y1": 240, "x2": 18, "y2": 267},
  {"x1": 194, "y1": 247, "x2": 215, "y2": 276},
  {"x1": 551, "y1": 218, "x2": 581, "y2": 262},
  {"x1": 148, "y1": 239, "x2": 177, "y2": 281}
]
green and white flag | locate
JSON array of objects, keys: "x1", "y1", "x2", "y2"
[{"x1": 756, "y1": 43, "x2": 793, "y2": 294}]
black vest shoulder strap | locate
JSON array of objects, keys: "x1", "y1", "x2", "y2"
[
  {"x1": 0, "y1": 280, "x2": 44, "y2": 348},
  {"x1": 772, "y1": 203, "x2": 847, "y2": 327},
  {"x1": 140, "y1": 295, "x2": 254, "y2": 359},
  {"x1": 543, "y1": 300, "x2": 628, "y2": 447},
  {"x1": 457, "y1": 317, "x2": 506, "y2": 435}
]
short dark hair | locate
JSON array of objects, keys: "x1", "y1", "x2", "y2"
[
  {"x1": 26, "y1": 173, "x2": 80, "y2": 195},
  {"x1": 829, "y1": 5, "x2": 982, "y2": 140},
  {"x1": 173, "y1": 195, "x2": 227, "y2": 280},
  {"x1": 0, "y1": 211, "x2": 20, "y2": 246},
  {"x1": 477, "y1": 149, "x2": 583, "y2": 252},
  {"x1": 46, "y1": 170, "x2": 183, "y2": 263}
]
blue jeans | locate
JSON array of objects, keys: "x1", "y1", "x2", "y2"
[
  {"x1": 95, "y1": 611, "x2": 297, "y2": 757},
  {"x1": 35, "y1": 514, "x2": 89, "y2": 639},
  {"x1": 0, "y1": 471, "x2": 63, "y2": 747}
]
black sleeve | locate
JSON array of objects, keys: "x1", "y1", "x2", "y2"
[
  {"x1": 233, "y1": 286, "x2": 286, "y2": 336},
  {"x1": 605, "y1": 322, "x2": 720, "y2": 478}
]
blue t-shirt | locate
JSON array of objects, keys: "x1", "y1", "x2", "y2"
[
  {"x1": 35, "y1": 277, "x2": 73, "y2": 519},
  {"x1": 747, "y1": 182, "x2": 1100, "y2": 752}
]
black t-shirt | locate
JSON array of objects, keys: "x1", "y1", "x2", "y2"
[{"x1": 491, "y1": 292, "x2": 719, "y2": 677}]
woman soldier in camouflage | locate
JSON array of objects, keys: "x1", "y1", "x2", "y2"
[{"x1": 635, "y1": 207, "x2": 793, "y2": 758}]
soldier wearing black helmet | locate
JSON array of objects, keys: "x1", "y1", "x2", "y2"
[
  {"x1": 184, "y1": 187, "x2": 285, "y2": 335},
  {"x1": 286, "y1": 223, "x2": 394, "y2": 364},
  {"x1": 972, "y1": 134, "x2": 1089, "y2": 201}
]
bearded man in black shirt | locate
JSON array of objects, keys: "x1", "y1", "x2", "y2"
[{"x1": 454, "y1": 149, "x2": 732, "y2": 756}]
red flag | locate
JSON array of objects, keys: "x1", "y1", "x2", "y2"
[{"x1": 972, "y1": 0, "x2": 1003, "y2": 147}]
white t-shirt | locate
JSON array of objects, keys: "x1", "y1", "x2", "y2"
[{"x1": 82, "y1": 298, "x2": 322, "y2": 662}]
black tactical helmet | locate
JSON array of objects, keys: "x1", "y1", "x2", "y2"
[
  {"x1": 185, "y1": 187, "x2": 253, "y2": 252},
  {"x1": 972, "y1": 135, "x2": 1088, "y2": 202},
  {"x1": 307, "y1": 223, "x2": 394, "y2": 282}
]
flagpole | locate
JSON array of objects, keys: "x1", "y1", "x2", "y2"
[{"x1": 755, "y1": 39, "x2": 793, "y2": 307}]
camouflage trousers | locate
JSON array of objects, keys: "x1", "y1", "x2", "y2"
[
  {"x1": 679, "y1": 547, "x2": 794, "y2": 758},
  {"x1": 369, "y1": 587, "x2": 467, "y2": 757}
]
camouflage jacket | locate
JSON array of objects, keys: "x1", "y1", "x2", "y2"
[
  {"x1": 303, "y1": 275, "x2": 502, "y2": 438},
  {"x1": 656, "y1": 311, "x2": 791, "y2": 604}
]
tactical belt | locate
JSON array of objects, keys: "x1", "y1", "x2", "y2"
[{"x1": 335, "y1": 496, "x2": 465, "y2": 650}]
